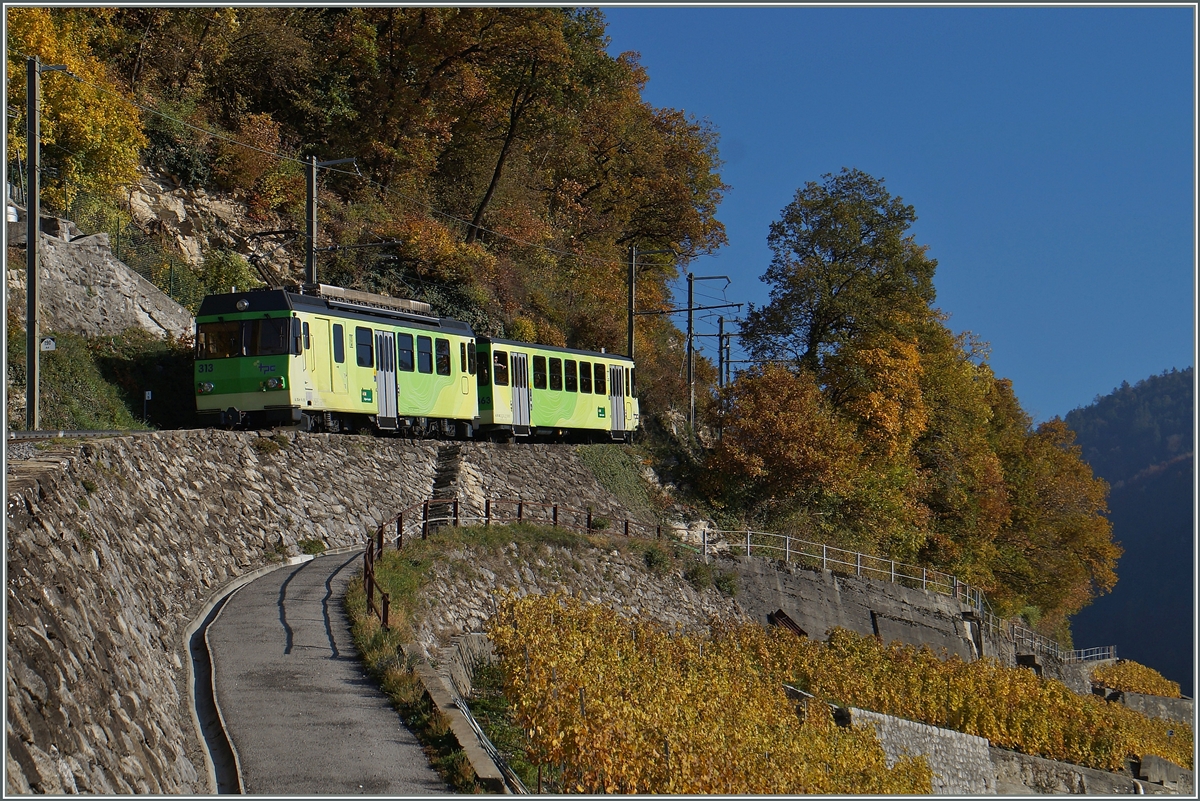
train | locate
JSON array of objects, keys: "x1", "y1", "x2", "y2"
[{"x1": 193, "y1": 284, "x2": 639, "y2": 441}]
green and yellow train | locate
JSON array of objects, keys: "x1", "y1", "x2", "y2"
[{"x1": 193, "y1": 285, "x2": 639, "y2": 441}]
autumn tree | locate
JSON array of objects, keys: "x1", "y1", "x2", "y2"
[
  {"x1": 740, "y1": 168, "x2": 935, "y2": 373},
  {"x1": 6, "y1": 8, "x2": 146, "y2": 208},
  {"x1": 706, "y1": 363, "x2": 859, "y2": 518}
]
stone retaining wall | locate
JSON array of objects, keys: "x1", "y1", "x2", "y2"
[
  {"x1": 849, "y1": 708, "x2": 995, "y2": 794},
  {"x1": 5, "y1": 433, "x2": 650, "y2": 795},
  {"x1": 5, "y1": 431, "x2": 439, "y2": 794}
]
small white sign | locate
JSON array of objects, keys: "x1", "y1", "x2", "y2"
[
  {"x1": 144, "y1": 390, "x2": 152, "y2": 400},
  {"x1": 39, "y1": 337, "x2": 55, "y2": 352}
]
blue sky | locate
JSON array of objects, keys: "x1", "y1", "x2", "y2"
[{"x1": 603, "y1": 6, "x2": 1195, "y2": 421}]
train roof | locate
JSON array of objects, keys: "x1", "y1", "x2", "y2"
[
  {"x1": 477, "y1": 336, "x2": 634, "y2": 363},
  {"x1": 196, "y1": 288, "x2": 474, "y2": 335}
]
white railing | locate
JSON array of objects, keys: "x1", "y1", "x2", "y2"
[{"x1": 697, "y1": 528, "x2": 987, "y2": 613}]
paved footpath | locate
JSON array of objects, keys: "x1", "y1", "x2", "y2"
[{"x1": 207, "y1": 551, "x2": 448, "y2": 795}]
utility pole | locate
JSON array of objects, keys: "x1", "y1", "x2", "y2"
[
  {"x1": 305, "y1": 156, "x2": 356, "y2": 290},
  {"x1": 24, "y1": 57, "x2": 68, "y2": 431},
  {"x1": 717, "y1": 316, "x2": 725, "y2": 389},
  {"x1": 685, "y1": 273, "x2": 731, "y2": 431},
  {"x1": 627, "y1": 245, "x2": 635, "y2": 359},
  {"x1": 26, "y1": 56, "x2": 40, "y2": 431}
]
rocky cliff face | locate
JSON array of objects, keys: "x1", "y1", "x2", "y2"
[{"x1": 6, "y1": 219, "x2": 193, "y2": 341}]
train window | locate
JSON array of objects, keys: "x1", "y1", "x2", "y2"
[
  {"x1": 579, "y1": 361, "x2": 592, "y2": 393},
  {"x1": 249, "y1": 318, "x2": 291, "y2": 356},
  {"x1": 397, "y1": 333, "x2": 414, "y2": 371},
  {"x1": 435, "y1": 338, "x2": 451, "y2": 376},
  {"x1": 493, "y1": 351, "x2": 509, "y2": 386},
  {"x1": 625, "y1": 368, "x2": 631, "y2": 396},
  {"x1": 459, "y1": 342, "x2": 467, "y2": 373},
  {"x1": 417, "y1": 336, "x2": 433, "y2": 374},
  {"x1": 302, "y1": 321, "x2": 311, "y2": 350},
  {"x1": 594, "y1": 363, "x2": 606, "y2": 395},
  {"x1": 291, "y1": 317, "x2": 303, "y2": 354},
  {"x1": 196, "y1": 321, "x2": 242, "y2": 359},
  {"x1": 477, "y1": 350, "x2": 491, "y2": 385},
  {"x1": 356, "y1": 327, "x2": 374, "y2": 368},
  {"x1": 468, "y1": 343, "x2": 477, "y2": 375},
  {"x1": 549, "y1": 358, "x2": 563, "y2": 391},
  {"x1": 564, "y1": 360, "x2": 577, "y2": 392},
  {"x1": 333, "y1": 324, "x2": 345, "y2": 363},
  {"x1": 533, "y1": 356, "x2": 547, "y2": 389},
  {"x1": 631, "y1": 368, "x2": 637, "y2": 398}
]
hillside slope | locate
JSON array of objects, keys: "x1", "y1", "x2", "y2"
[{"x1": 1065, "y1": 368, "x2": 1194, "y2": 696}]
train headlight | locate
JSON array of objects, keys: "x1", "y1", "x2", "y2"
[
  {"x1": 261, "y1": 377, "x2": 286, "y2": 391},
  {"x1": 197, "y1": 382, "x2": 215, "y2": 394}
]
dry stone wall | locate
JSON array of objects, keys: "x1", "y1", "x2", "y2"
[
  {"x1": 4, "y1": 430, "x2": 440, "y2": 794},
  {"x1": 849, "y1": 708, "x2": 996, "y2": 794}
]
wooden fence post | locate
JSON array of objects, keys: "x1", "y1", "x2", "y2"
[
  {"x1": 422, "y1": 501, "x2": 429, "y2": 539},
  {"x1": 485, "y1": 499, "x2": 491, "y2": 527},
  {"x1": 624, "y1": 519, "x2": 630, "y2": 537},
  {"x1": 396, "y1": 513, "x2": 403, "y2": 550},
  {"x1": 454, "y1": 499, "x2": 460, "y2": 527},
  {"x1": 553, "y1": 504, "x2": 559, "y2": 527},
  {"x1": 517, "y1": 501, "x2": 523, "y2": 522}
]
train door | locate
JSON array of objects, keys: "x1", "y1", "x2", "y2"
[
  {"x1": 374, "y1": 330, "x2": 397, "y2": 429},
  {"x1": 313, "y1": 319, "x2": 332, "y2": 394},
  {"x1": 608, "y1": 365, "x2": 626, "y2": 432},
  {"x1": 511, "y1": 352, "x2": 531, "y2": 431}
]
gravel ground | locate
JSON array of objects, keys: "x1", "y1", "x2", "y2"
[{"x1": 6, "y1": 442, "x2": 42, "y2": 470}]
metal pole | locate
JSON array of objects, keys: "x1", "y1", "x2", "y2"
[
  {"x1": 306, "y1": 155, "x2": 317, "y2": 287},
  {"x1": 627, "y1": 245, "x2": 635, "y2": 359},
  {"x1": 687, "y1": 272, "x2": 694, "y2": 430},
  {"x1": 26, "y1": 56, "x2": 40, "y2": 431},
  {"x1": 717, "y1": 316, "x2": 724, "y2": 389}
]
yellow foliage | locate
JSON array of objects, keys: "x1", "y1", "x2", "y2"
[
  {"x1": 6, "y1": 8, "x2": 146, "y2": 206},
  {"x1": 488, "y1": 593, "x2": 932, "y2": 794},
  {"x1": 489, "y1": 595, "x2": 1191, "y2": 788},
  {"x1": 1091, "y1": 660, "x2": 1182, "y2": 699},
  {"x1": 789, "y1": 628, "x2": 1191, "y2": 773}
]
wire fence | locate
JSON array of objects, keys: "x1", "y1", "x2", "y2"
[
  {"x1": 8, "y1": 168, "x2": 208, "y2": 312},
  {"x1": 368, "y1": 494, "x2": 1116, "y2": 666}
]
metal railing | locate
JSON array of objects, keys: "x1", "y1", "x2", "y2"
[
  {"x1": 695, "y1": 528, "x2": 987, "y2": 612},
  {"x1": 364, "y1": 494, "x2": 1115, "y2": 666}
]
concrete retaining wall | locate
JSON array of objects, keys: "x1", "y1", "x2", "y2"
[
  {"x1": 1118, "y1": 692, "x2": 1195, "y2": 723},
  {"x1": 726, "y1": 555, "x2": 979, "y2": 659}
]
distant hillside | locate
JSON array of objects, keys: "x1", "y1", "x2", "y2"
[{"x1": 1066, "y1": 368, "x2": 1194, "y2": 696}]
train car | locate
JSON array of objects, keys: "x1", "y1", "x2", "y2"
[
  {"x1": 194, "y1": 285, "x2": 479, "y2": 436},
  {"x1": 475, "y1": 337, "x2": 639, "y2": 442}
]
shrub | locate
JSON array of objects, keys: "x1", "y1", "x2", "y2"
[{"x1": 1092, "y1": 660, "x2": 1182, "y2": 699}]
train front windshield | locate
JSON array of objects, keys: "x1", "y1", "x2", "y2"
[{"x1": 197, "y1": 319, "x2": 291, "y2": 359}]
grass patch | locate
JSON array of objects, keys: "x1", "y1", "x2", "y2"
[
  {"x1": 6, "y1": 315, "x2": 194, "y2": 431},
  {"x1": 576, "y1": 444, "x2": 658, "y2": 521},
  {"x1": 297, "y1": 538, "x2": 326, "y2": 555}
]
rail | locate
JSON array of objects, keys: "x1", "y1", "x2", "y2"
[{"x1": 364, "y1": 494, "x2": 1114, "y2": 666}]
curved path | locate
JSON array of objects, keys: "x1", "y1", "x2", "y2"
[{"x1": 206, "y1": 551, "x2": 447, "y2": 795}]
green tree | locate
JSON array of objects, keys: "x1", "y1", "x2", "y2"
[{"x1": 740, "y1": 168, "x2": 936, "y2": 373}]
